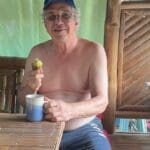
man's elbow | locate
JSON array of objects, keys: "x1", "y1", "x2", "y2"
[
  {"x1": 98, "y1": 95, "x2": 109, "y2": 113},
  {"x1": 102, "y1": 99, "x2": 108, "y2": 112}
]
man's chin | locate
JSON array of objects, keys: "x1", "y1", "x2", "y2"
[{"x1": 53, "y1": 34, "x2": 68, "y2": 41}]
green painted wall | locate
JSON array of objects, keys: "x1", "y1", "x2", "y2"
[{"x1": 0, "y1": 0, "x2": 107, "y2": 57}]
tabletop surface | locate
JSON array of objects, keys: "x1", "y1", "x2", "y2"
[{"x1": 0, "y1": 113, "x2": 65, "y2": 150}]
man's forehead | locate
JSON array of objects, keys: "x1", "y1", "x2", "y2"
[{"x1": 45, "y1": 9, "x2": 72, "y2": 14}]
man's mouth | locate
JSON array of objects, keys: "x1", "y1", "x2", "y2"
[{"x1": 54, "y1": 29, "x2": 66, "y2": 32}]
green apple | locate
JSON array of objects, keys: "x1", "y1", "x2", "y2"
[{"x1": 32, "y1": 58, "x2": 43, "y2": 70}]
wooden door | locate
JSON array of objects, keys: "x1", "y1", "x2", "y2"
[
  {"x1": 103, "y1": 0, "x2": 150, "y2": 134},
  {"x1": 117, "y1": 1, "x2": 150, "y2": 117}
]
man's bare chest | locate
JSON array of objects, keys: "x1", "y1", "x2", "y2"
[{"x1": 41, "y1": 56, "x2": 90, "y2": 91}]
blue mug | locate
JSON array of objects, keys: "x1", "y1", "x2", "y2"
[{"x1": 26, "y1": 94, "x2": 44, "y2": 122}]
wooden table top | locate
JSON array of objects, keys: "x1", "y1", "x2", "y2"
[{"x1": 0, "y1": 113, "x2": 65, "y2": 150}]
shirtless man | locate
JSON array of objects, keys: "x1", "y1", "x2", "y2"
[{"x1": 19, "y1": 0, "x2": 111, "y2": 149}]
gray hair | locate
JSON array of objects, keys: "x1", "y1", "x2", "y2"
[{"x1": 73, "y1": 7, "x2": 80, "y2": 25}]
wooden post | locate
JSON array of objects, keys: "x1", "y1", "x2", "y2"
[{"x1": 103, "y1": 0, "x2": 121, "y2": 134}]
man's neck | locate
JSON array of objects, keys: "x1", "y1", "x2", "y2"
[{"x1": 52, "y1": 35, "x2": 78, "y2": 54}]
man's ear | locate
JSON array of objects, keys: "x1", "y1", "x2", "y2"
[{"x1": 75, "y1": 21, "x2": 79, "y2": 27}]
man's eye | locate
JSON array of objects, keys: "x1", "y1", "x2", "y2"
[
  {"x1": 47, "y1": 15, "x2": 56, "y2": 21},
  {"x1": 62, "y1": 13, "x2": 72, "y2": 19}
]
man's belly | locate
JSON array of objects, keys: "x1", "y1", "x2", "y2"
[
  {"x1": 42, "y1": 89, "x2": 95, "y2": 130},
  {"x1": 64, "y1": 116, "x2": 95, "y2": 131}
]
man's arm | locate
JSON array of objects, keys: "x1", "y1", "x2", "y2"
[
  {"x1": 71, "y1": 43, "x2": 108, "y2": 118},
  {"x1": 18, "y1": 47, "x2": 44, "y2": 107},
  {"x1": 18, "y1": 51, "x2": 34, "y2": 107}
]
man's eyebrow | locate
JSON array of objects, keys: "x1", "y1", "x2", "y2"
[{"x1": 44, "y1": 10, "x2": 56, "y2": 14}]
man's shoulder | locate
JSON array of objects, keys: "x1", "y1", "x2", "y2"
[
  {"x1": 79, "y1": 38, "x2": 103, "y2": 50},
  {"x1": 27, "y1": 40, "x2": 51, "y2": 58},
  {"x1": 79, "y1": 38, "x2": 105, "y2": 54},
  {"x1": 31, "y1": 40, "x2": 51, "y2": 51}
]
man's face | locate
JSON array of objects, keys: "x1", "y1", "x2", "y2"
[{"x1": 43, "y1": 3, "x2": 78, "y2": 40}]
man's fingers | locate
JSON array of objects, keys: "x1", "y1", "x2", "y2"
[
  {"x1": 38, "y1": 68, "x2": 43, "y2": 74},
  {"x1": 30, "y1": 70, "x2": 44, "y2": 79},
  {"x1": 45, "y1": 114, "x2": 53, "y2": 120},
  {"x1": 46, "y1": 106, "x2": 59, "y2": 113},
  {"x1": 45, "y1": 112, "x2": 62, "y2": 121},
  {"x1": 35, "y1": 73, "x2": 44, "y2": 79},
  {"x1": 44, "y1": 96, "x2": 50, "y2": 101},
  {"x1": 44, "y1": 99, "x2": 57, "y2": 108}
]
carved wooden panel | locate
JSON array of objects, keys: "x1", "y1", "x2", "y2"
[{"x1": 117, "y1": 9, "x2": 150, "y2": 111}]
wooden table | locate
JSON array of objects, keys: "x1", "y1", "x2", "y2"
[{"x1": 0, "y1": 113, "x2": 65, "y2": 150}]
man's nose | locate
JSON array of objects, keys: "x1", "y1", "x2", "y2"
[{"x1": 54, "y1": 15, "x2": 63, "y2": 24}]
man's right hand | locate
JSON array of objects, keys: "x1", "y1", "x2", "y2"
[{"x1": 27, "y1": 68, "x2": 44, "y2": 93}]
